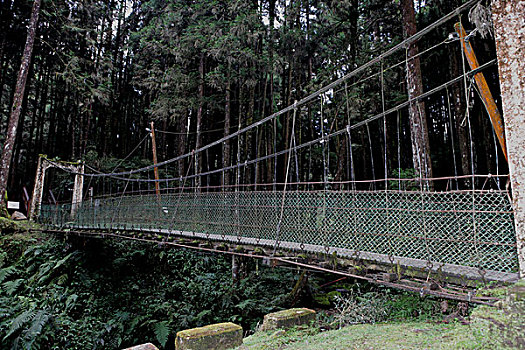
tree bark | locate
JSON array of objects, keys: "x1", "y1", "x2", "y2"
[
  {"x1": 450, "y1": 44, "x2": 470, "y2": 177},
  {"x1": 195, "y1": 53, "x2": 205, "y2": 192},
  {"x1": 177, "y1": 112, "x2": 187, "y2": 179},
  {"x1": 491, "y1": 0, "x2": 525, "y2": 277},
  {"x1": 0, "y1": 0, "x2": 41, "y2": 207},
  {"x1": 223, "y1": 66, "x2": 232, "y2": 188},
  {"x1": 401, "y1": 0, "x2": 433, "y2": 185}
]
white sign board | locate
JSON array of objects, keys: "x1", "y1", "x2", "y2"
[{"x1": 7, "y1": 201, "x2": 20, "y2": 210}]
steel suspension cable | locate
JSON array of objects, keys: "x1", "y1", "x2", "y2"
[
  {"x1": 60, "y1": 0, "x2": 478, "y2": 180},
  {"x1": 272, "y1": 104, "x2": 297, "y2": 255},
  {"x1": 65, "y1": 59, "x2": 496, "y2": 186}
]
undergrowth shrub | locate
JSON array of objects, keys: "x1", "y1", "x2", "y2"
[
  {"x1": 325, "y1": 283, "x2": 442, "y2": 329},
  {"x1": 332, "y1": 292, "x2": 389, "y2": 327},
  {"x1": 0, "y1": 233, "x2": 300, "y2": 349}
]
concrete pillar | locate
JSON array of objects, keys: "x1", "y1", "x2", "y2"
[
  {"x1": 71, "y1": 164, "x2": 84, "y2": 219},
  {"x1": 29, "y1": 157, "x2": 49, "y2": 221},
  {"x1": 492, "y1": 0, "x2": 525, "y2": 277}
]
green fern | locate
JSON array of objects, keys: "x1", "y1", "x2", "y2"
[
  {"x1": 22, "y1": 309, "x2": 50, "y2": 350},
  {"x1": 3, "y1": 309, "x2": 36, "y2": 340},
  {"x1": 0, "y1": 266, "x2": 17, "y2": 283},
  {"x1": 0, "y1": 251, "x2": 7, "y2": 267},
  {"x1": 53, "y1": 253, "x2": 74, "y2": 270},
  {"x1": 153, "y1": 321, "x2": 170, "y2": 347},
  {"x1": 3, "y1": 278, "x2": 24, "y2": 296}
]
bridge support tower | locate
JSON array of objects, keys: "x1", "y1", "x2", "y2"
[{"x1": 29, "y1": 155, "x2": 84, "y2": 221}]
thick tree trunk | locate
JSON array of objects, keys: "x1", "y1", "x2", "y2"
[
  {"x1": 268, "y1": 0, "x2": 276, "y2": 186},
  {"x1": 0, "y1": 0, "x2": 41, "y2": 207},
  {"x1": 256, "y1": 72, "x2": 268, "y2": 187},
  {"x1": 237, "y1": 82, "x2": 244, "y2": 189},
  {"x1": 491, "y1": 0, "x2": 525, "y2": 277},
  {"x1": 245, "y1": 78, "x2": 256, "y2": 185},
  {"x1": 9, "y1": 64, "x2": 34, "y2": 192},
  {"x1": 401, "y1": 0, "x2": 433, "y2": 185}
]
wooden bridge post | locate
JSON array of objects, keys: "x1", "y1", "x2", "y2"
[{"x1": 492, "y1": 1, "x2": 525, "y2": 278}]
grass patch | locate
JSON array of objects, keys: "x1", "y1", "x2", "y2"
[
  {"x1": 240, "y1": 281, "x2": 525, "y2": 350},
  {"x1": 241, "y1": 321, "x2": 491, "y2": 350}
]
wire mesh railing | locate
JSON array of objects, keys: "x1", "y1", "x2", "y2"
[
  {"x1": 39, "y1": 177, "x2": 518, "y2": 281},
  {"x1": 36, "y1": 1, "x2": 519, "y2": 284}
]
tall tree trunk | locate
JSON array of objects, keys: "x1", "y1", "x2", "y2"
[
  {"x1": 237, "y1": 81, "x2": 244, "y2": 189},
  {"x1": 0, "y1": 0, "x2": 41, "y2": 207},
  {"x1": 256, "y1": 71, "x2": 268, "y2": 187},
  {"x1": 9, "y1": 61, "x2": 34, "y2": 191},
  {"x1": 195, "y1": 53, "x2": 205, "y2": 192},
  {"x1": 349, "y1": 0, "x2": 359, "y2": 66},
  {"x1": 223, "y1": 66, "x2": 231, "y2": 188},
  {"x1": 450, "y1": 44, "x2": 470, "y2": 177},
  {"x1": 491, "y1": 0, "x2": 525, "y2": 277},
  {"x1": 401, "y1": 0, "x2": 433, "y2": 185},
  {"x1": 245, "y1": 80, "x2": 256, "y2": 185},
  {"x1": 283, "y1": 63, "x2": 293, "y2": 182},
  {"x1": 25, "y1": 63, "x2": 45, "y2": 177},
  {"x1": 268, "y1": 0, "x2": 276, "y2": 186},
  {"x1": 177, "y1": 112, "x2": 187, "y2": 179}
]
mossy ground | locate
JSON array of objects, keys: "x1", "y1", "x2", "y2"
[
  {"x1": 0, "y1": 216, "x2": 40, "y2": 234},
  {"x1": 0, "y1": 217, "x2": 42, "y2": 265}
]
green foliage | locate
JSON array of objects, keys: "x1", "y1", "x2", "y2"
[
  {"x1": 332, "y1": 292, "x2": 390, "y2": 327},
  {"x1": 153, "y1": 321, "x2": 170, "y2": 347},
  {"x1": 385, "y1": 293, "x2": 440, "y2": 321},
  {"x1": 389, "y1": 168, "x2": 419, "y2": 191},
  {"x1": 0, "y1": 217, "x2": 23, "y2": 235},
  {"x1": 0, "y1": 232, "x2": 298, "y2": 349},
  {"x1": 313, "y1": 281, "x2": 442, "y2": 329}
]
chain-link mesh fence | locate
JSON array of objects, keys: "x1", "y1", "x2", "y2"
[{"x1": 39, "y1": 188, "x2": 518, "y2": 277}]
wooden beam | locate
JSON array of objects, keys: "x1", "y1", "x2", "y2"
[
  {"x1": 455, "y1": 22, "x2": 507, "y2": 161},
  {"x1": 150, "y1": 121, "x2": 161, "y2": 200}
]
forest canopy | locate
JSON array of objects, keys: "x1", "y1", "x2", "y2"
[{"x1": 0, "y1": 0, "x2": 504, "y2": 203}]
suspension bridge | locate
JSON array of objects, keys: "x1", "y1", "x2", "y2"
[{"x1": 31, "y1": 1, "x2": 523, "y2": 303}]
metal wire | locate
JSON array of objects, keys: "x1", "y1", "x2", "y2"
[
  {"x1": 36, "y1": 1, "x2": 519, "y2": 289},
  {"x1": 52, "y1": 0, "x2": 479, "y2": 180}
]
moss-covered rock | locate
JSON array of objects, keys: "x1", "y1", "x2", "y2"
[
  {"x1": 123, "y1": 343, "x2": 159, "y2": 350},
  {"x1": 260, "y1": 308, "x2": 316, "y2": 331},
  {"x1": 175, "y1": 322, "x2": 243, "y2": 350},
  {"x1": 0, "y1": 217, "x2": 22, "y2": 234}
]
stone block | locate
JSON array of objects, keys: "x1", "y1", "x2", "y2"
[
  {"x1": 260, "y1": 308, "x2": 316, "y2": 331},
  {"x1": 123, "y1": 343, "x2": 159, "y2": 350},
  {"x1": 11, "y1": 211, "x2": 27, "y2": 220},
  {"x1": 175, "y1": 322, "x2": 242, "y2": 350}
]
